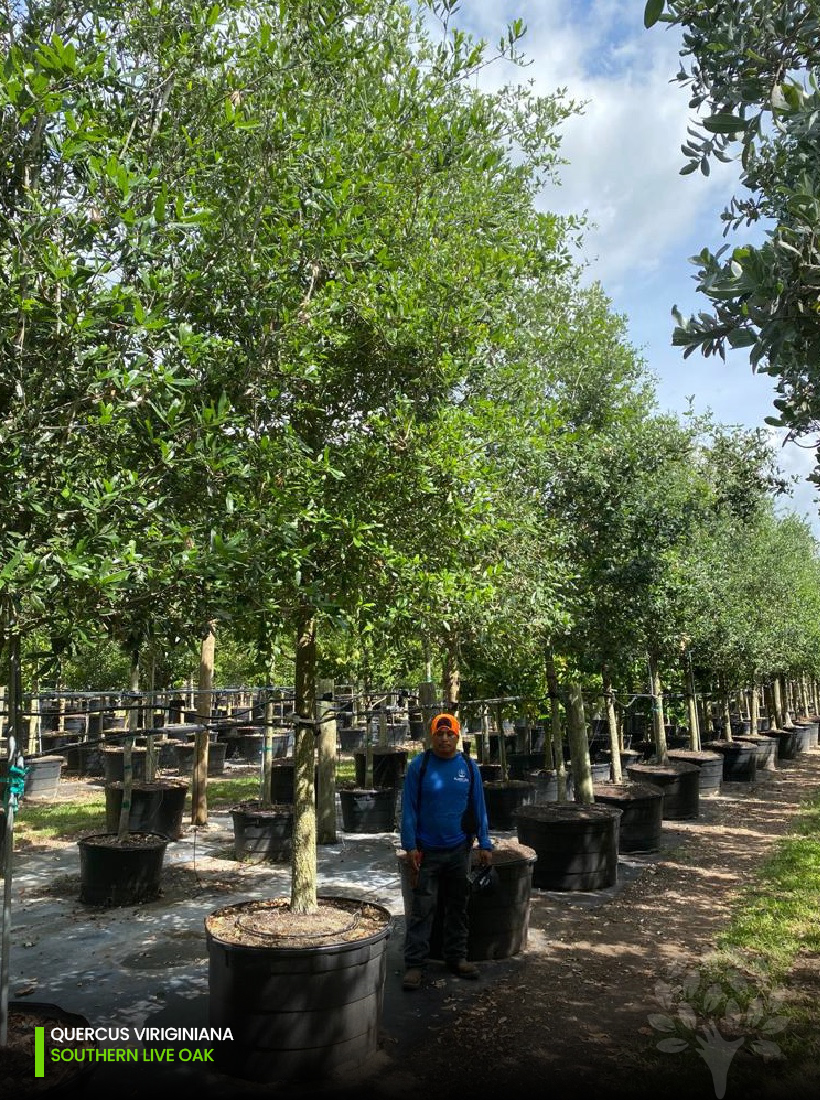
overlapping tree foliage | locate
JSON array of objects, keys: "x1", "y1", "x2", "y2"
[{"x1": 4, "y1": 0, "x2": 820, "y2": 909}]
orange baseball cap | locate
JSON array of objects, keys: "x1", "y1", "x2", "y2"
[{"x1": 430, "y1": 712, "x2": 461, "y2": 736}]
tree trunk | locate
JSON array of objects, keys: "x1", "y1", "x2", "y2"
[
  {"x1": 495, "y1": 703, "x2": 508, "y2": 781},
  {"x1": 602, "y1": 667, "x2": 622, "y2": 783},
  {"x1": 772, "y1": 677, "x2": 785, "y2": 729},
  {"x1": 546, "y1": 650, "x2": 568, "y2": 800},
  {"x1": 685, "y1": 662, "x2": 700, "y2": 750},
  {"x1": 567, "y1": 682, "x2": 593, "y2": 804},
  {"x1": 418, "y1": 680, "x2": 437, "y2": 743},
  {"x1": 750, "y1": 682, "x2": 760, "y2": 737},
  {"x1": 720, "y1": 676, "x2": 733, "y2": 743},
  {"x1": 192, "y1": 622, "x2": 215, "y2": 826},
  {"x1": 648, "y1": 656, "x2": 668, "y2": 764},
  {"x1": 291, "y1": 604, "x2": 317, "y2": 913},
  {"x1": 442, "y1": 635, "x2": 460, "y2": 713}
]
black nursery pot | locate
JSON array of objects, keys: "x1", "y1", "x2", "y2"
[
  {"x1": 625, "y1": 761, "x2": 700, "y2": 820},
  {"x1": 514, "y1": 803, "x2": 621, "y2": 892},
  {"x1": 205, "y1": 896, "x2": 391, "y2": 1083},
  {"x1": 483, "y1": 780, "x2": 536, "y2": 830},
  {"x1": 353, "y1": 747, "x2": 409, "y2": 789},
  {"x1": 593, "y1": 780, "x2": 664, "y2": 852},
  {"x1": 339, "y1": 786, "x2": 398, "y2": 833},
  {"x1": 104, "y1": 779, "x2": 189, "y2": 840},
  {"x1": 77, "y1": 832, "x2": 169, "y2": 906},
  {"x1": 231, "y1": 801, "x2": 293, "y2": 862}
]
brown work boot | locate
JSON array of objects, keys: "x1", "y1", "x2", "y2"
[
  {"x1": 402, "y1": 967, "x2": 423, "y2": 991},
  {"x1": 447, "y1": 959, "x2": 480, "y2": 980}
]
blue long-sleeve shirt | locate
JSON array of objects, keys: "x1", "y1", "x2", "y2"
[{"x1": 401, "y1": 751, "x2": 492, "y2": 852}]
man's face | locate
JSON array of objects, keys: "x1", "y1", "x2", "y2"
[{"x1": 431, "y1": 725, "x2": 458, "y2": 758}]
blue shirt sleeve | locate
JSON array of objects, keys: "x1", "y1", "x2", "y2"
[{"x1": 471, "y1": 759, "x2": 493, "y2": 851}]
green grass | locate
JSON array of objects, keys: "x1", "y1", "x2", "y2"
[
  {"x1": 12, "y1": 794, "x2": 107, "y2": 842},
  {"x1": 716, "y1": 793, "x2": 820, "y2": 977},
  {"x1": 670, "y1": 791, "x2": 820, "y2": 1080}
]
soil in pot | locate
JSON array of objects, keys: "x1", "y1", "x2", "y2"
[
  {"x1": 483, "y1": 779, "x2": 536, "y2": 830},
  {"x1": 593, "y1": 780, "x2": 664, "y2": 852},
  {"x1": 77, "y1": 831, "x2": 169, "y2": 906},
  {"x1": 231, "y1": 800, "x2": 293, "y2": 862},
  {"x1": 205, "y1": 895, "x2": 391, "y2": 1083},
  {"x1": 1, "y1": 1002, "x2": 97, "y2": 1097},
  {"x1": 104, "y1": 778, "x2": 189, "y2": 839}
]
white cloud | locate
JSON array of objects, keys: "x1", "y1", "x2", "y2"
[{"x1": 453, "y1": 1, "x2": 820, "y2": 535}]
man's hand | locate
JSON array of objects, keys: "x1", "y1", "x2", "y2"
[
  {"x1": 478, "y1": 848, "x2": 492, "y2": 867},
  {"x1": 408, "y1": 849, "x2": 422, "y2": 886}
]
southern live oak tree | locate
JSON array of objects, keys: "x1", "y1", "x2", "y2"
[{"x1": 645, "y1": 0, "x2": 820, "y2": 471}]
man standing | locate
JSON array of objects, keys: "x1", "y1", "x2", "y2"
[{"x1": 400, "y1": 712, "x2": 492, "y2": 990}]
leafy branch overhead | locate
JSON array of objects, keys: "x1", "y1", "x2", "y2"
[{"x1": 647, "y1": 0, "x2": 820, "y2": 456}]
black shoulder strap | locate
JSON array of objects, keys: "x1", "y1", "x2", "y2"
[
  {"x1": 416, "y1": 749, "x2": 432, "y2": 824},
  {"x1": 465, "y1": 752, "x2": 475, "y2": 801}
]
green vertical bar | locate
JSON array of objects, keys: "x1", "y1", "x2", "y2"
[{"x1": 34, "y1": 1027, "x2": 45, "y2": 1077}]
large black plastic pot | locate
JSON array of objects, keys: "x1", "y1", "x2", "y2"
[
  {"x1": 506, "y1": 752, "x2": 550, "y2": 779},
  {"x1": 338, "y1": 726, "x2": 367, "y2": 753},
  {"x1": 236, "y1": 726, "x2": 265, "y2": 763},
  {"x1": 527, "y1": 769, "x2": 573, "y2": 804},
  {"x1": 63, "y1": 741, "x2": 105, "y2": 778},
  {"x1": 626, "y1": 761, "x2": 700, "y2": 820},
  {"x1": 396, "y1": 840, "x2": 537, "y2": 961},
  {"x1": 104, "y1": 779, "x2": 188, "y2": 839},
  {"x1": 205, "y1": 896, "x2": 391, "y2": 1083},
  {"x1": 339, "y1": 786, "x2": 398, "y2": 833},
  {"x1": 231, "y1": 802, "x2": 293, "y2": 862},
  {"x1": 77, "y1": 832, "x2": 169, "y2": 906},
  {"x1": 174, "y1": 740, "x2": 227, "y2": 777},
  {"x1": 703, "y1": 740, "x2": 758, "y2": 780},
  {"x1": 593, "y1": 781, "x2": 664, "y2": 852},
  {"x1": 353, "y1": 747, "x2": 409, "y2": 789},
  {"x1": 102, "y1": 746, "x2": 148, "y2": 784},
  {"x1": 789, "y1": 723, "x2": 817, "y2": 753},
  {"x1": 268, "y1": 759, "x2": 320, "y2": 804},
  {"x1": 514, "y1": 803, "x2": 621, "y2": 891},
  {"x1": 734, "y1": 735, "x2": 779, "y2": 771},
  {"x1": 0, "y1": 754, "x2": 66, "y2": 800},
  {"x1": 478, "y1": 762, "x2": 503, "y2": 783},
  {"x1": 24, "y1": 755, "x2": 65, "y2": 799},
  {"x1": 483, "y1": 780, "x2": 536, "y2": 830},
  {"x1": 667, "y1": 749, "x2": 724, "y2": 796}
]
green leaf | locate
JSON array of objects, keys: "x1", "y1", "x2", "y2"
[
  {"x1": 643, "y1": 0, "x2": 665, "y2": 28},
  {"x1": 702, "y1": 113, "x2": 748, "y2": 134}
]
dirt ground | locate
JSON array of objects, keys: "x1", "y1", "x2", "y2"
[{"x1": 361, "y1": 749, "x2": 820, "y2": 1100}]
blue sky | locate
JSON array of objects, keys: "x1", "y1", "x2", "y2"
[{"x1": 454, "y1": 0, "x2": 820, "y2": 534}]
